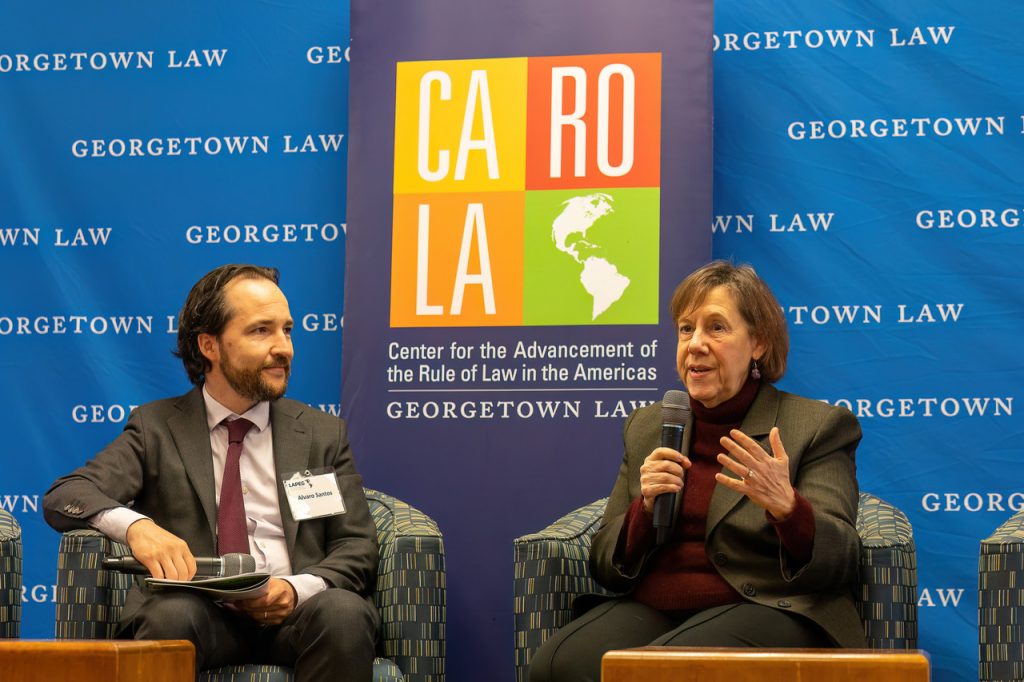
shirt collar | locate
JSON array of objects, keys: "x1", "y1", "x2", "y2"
[{"x1": 202, "y1": 384, "x2": 271, "y2": 433}]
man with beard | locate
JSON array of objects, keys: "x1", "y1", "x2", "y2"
[{"x1": 43, "y1": 264, "x2": 379, "y2": 682}]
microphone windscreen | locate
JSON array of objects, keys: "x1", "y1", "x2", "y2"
[
  {"x1": 220, "y1": 553, "x2": 257, "y2": 576},
  {"x1": 662, "y1": 390, "x2": 690, "y2": 426}
]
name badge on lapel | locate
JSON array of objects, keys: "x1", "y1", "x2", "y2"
[{"x1": 282, "y1": 468, "x2": 346, "y2": 520}]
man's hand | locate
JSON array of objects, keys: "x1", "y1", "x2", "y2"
[
  {"x1": 124, "y1": 518, "x2": 197, "y2": 580},
  {"x1": 236, "y1": 578, "x2": 297, "y2": 625}
]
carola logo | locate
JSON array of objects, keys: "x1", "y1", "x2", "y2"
[{"x1": 391, "y1": 53, "x2": 662, "y2": 327}]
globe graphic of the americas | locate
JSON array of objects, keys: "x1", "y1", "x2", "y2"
[{"x1": 550, "y1": 193, "x2": 630, "y2": 320}]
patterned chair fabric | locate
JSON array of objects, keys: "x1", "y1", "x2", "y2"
[
  {"x1": 0, "y1": 509, "x2": 22, "y2": 639},
  {"x1": 512, "y1": 491, "x2": 917, "y2": 682},
  {"x1": 854, "y1": 490, "x2": 919, "y2": 650},
  {"x1": 979, "y1": 508, "x2": 1024, "y2": 682},
  {"x1": 55, "y1": 488, "x2": 446, "y2": 682}
]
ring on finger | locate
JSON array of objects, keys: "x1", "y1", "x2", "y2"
[{"x1": 745, "y1": 467, "x2": 754, "y2": 480}]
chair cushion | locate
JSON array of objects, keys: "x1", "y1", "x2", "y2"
[
  {"x1": 512, "y1": 498, "x2": 610, "y2": 680},
  {"x1": 979, "y1": 509, "x2": 1024, "y2": 682},
  {"x1": 365, "y1": 489, "x2": 446, "y2": 681},
  {"x1": 855, "y1": 492, "x2": 918, "y2": 649},
  {"x1": 0, "y1": 510, "x2": 21, "y2": 639}
]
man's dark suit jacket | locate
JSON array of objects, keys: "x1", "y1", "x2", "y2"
[
  {"x1": 42, "y1": 386, "x2": 379, "y2": 625},
  {"x1": 589, "y1": 383, "x2": 866, "y2": 648}
]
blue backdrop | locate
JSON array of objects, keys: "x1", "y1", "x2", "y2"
[
  {"x1": 1, "y1": 2, "x2": 1019, "y2": 681},
  {"x1": 0, "y1": 0, "x2": 351, "y2": 640},
  {"x1": 712, "y1": 4, "x2": 1024, "y2": 680}
]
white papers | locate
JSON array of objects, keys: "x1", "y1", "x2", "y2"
[{"x1": 145, "y1": 572, "x2": 270, "y2": 600}]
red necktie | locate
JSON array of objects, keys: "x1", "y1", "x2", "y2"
[{"x1": 217, "y1": 418, "x2": 254, "y2": 556}]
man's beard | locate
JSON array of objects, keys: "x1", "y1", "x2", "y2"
[{"x1": 220, "y1": 355, "x2": 290, "y2": 403}]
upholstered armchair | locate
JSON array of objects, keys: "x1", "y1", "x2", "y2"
[
  {"x1": 54, "y1": 489, "x2": 445, "y2": 682},
  {"x1": 513, "y1": 491, "x2": 917, "y2": 681},
  {"x1": 0, "y1": 508, "x2": 22, "y2": 638},
  {"x1": 979, "y1": 508, "x2": 1024, "y2": 682}
]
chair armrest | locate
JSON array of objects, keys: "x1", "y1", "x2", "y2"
[
  {"x1": 55, "y1": 529, "x2": 133, "y2": 639},
  {"x1": 365, "y1": 488, "x2": 446, "y2": 682},
  {"x1": 856, "y1": 491, "x2": 918, "y2": 649},
  {"x1": 980, "y1": 508, "x2": 1024, "y2": 682},
  {"x1": 513, "y1": 498, "x2": 613, "y2": 682},
  {"x1": 0, "y1": 510, "x2": 22, "y2": 639}
]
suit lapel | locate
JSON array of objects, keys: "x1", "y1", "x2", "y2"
[
  {"x1": 270, "y1": 399, "x2": 310, "y2": 557},
  {"x1": 706, "y1": 383, "x2": 780, "y2": 534},
  {"x1": 167, "y1": 388, "x2": 218, "y2": 541}
]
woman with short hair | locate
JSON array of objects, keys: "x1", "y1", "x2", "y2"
[{"x1": 530, "y1": 260, "x2": 863, "y2": 682}]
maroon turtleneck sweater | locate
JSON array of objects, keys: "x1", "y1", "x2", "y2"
[{"x1": 614, "y1": 378, "x2": 816, "y2": 612}]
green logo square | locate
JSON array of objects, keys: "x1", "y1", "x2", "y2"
[{"x1": 523, "y1": 188, "x2": 660, "y2": 325}]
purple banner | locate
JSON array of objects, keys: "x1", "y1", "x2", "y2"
[{"x1": 344, "y1": 0, "x2": 712, "y2": 677}]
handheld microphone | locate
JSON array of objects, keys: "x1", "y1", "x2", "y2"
[
  {"x1": 102, "y1": 553, "x2": 256, "y2": 578},
  {"x1": 652, "y1": 389, "x2": 691, "y2": 545}
]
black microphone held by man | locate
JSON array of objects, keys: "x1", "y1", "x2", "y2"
[{"x1": 102, "y1": 552, "x2": 257, "y2": 578}]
